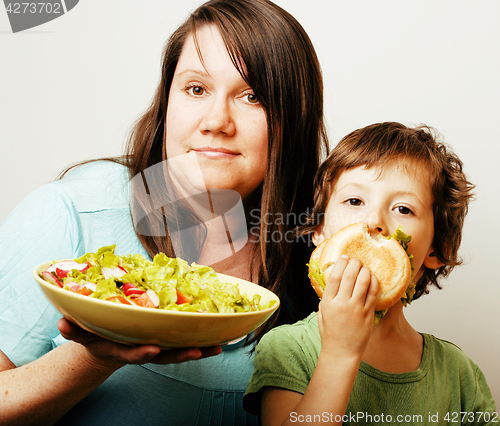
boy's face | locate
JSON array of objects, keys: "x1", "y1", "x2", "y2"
[{"x1": 313, "y1": 160, "x2": 443, "y2": 282}]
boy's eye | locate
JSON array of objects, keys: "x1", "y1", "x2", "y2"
[
  {"x1": 346, "y1": 198, "x2": 363, "y2": 206},
  {"x1": 394, "y1": 206, "x2": 413, "y2": 215}
]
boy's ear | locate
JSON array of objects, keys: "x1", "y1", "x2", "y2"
[
  {"x1": 423, "y1": 249, "x2": 444, "y2": 270},
  {"x1": 311, "y1": 224, "x2": 325, "y2": 247}
]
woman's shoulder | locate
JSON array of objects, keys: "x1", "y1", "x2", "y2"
[
  {"x1": 0, "y1": 160, "x2": 132, "y2": 242},
  {"x1": 56, "y1": 160, "x2": 131, "y2": 212},
  {"x1": 60, "y1": 159, "x2": 130, "y2": 189}
]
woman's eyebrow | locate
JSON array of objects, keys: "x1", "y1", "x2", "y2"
[{"x1": 175, "y1": 69, "x2": 211, "y2": 78}]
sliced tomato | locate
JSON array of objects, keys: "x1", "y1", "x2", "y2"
[
  {"x1": 67, "y1": 285, "x2": 93, "y2": 296},
  {"x1": 176, "y1": 289, "x2": 192, "y2": 305},
  {"x1": 75, "y1": 287, "x2": 93, "y2": 296},
  {"x1": 106, "y1": 296, "x2": 133, "y2": 305},
  {"x1": 133, "y1": 293, "x2": 156, "y2": 308}
]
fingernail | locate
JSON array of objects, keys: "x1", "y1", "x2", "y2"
[
  {"x1": 341, "y1": 254, "x2": 349, "y2": 260},
  {"x1": 185, "y1": 354, "x2": 201, "y2": 361}
]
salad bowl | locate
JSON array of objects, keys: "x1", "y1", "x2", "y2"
[{"x1": 33, "y1": 261, "x2": 280, "y2": 348}]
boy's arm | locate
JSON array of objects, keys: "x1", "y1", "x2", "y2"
[
  {"x1": 261, "y1": 354, "x2": 360, "y2": 425},
  {"x1": 260, "y1": 256, "x2": 379, "y2": 426}
]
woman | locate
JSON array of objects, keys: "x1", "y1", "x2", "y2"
[{"x1": 0, "y1": 0, "x2": 328, "y2": 424}]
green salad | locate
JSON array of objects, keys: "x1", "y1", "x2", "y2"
[{"x1": 40, "y1": 245, "x2": 275, "y2": 313}]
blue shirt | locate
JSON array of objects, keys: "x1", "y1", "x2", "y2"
[{"x1": 0, "y1": 161, "x2": 259, "y2": 425}]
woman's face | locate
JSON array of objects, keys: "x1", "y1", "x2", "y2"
[{"x1": 165, "y1": 25, "x2": 268, "y2": 202}]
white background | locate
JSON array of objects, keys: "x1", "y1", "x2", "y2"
[{"x1": 1, "y1": 0, "x2": 499, "y2": 403}]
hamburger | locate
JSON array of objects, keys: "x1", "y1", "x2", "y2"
[{"x1": 308, "y1": 222, "x2": 415, "y2": 323}]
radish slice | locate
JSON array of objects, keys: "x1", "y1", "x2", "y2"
[
  {"x1": 40, "y1": 271, "x2": 63, "y2": 288},
  {"x1": 66, "y1": 282, "x2": 80, "y2": 291},
  {"x1": 122, "y1": 282, "x2": 145, "y2": 297},
  {"x1": 146, "y1": 289, "x2": 160, "y2": 308},
  {"x1": 82, "y1": 282, "x2": 97, "y2": 292},
  {"x1": 46, "y1": 261, "x2": 90, "y2": 276},
  {"x1": 101, "y1": 266, "x2": 127, "y2": 280}
]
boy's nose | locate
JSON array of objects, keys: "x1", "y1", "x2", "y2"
[
  {"x1": 199, "y1": 99, "x2": 236, "y2": 137},
  {"x1": 366, "y1": 212, "x2": 389, "y2": 238}
]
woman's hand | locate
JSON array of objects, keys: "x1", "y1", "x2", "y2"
[
  {"x1": 57, "y1": 318, "x2": 222, "y2": 369},
  {"x1": 317, "y1": 255, "x2": 379, "y2": 361}
]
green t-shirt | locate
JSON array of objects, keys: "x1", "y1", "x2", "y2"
[{"x1": 244, "y1": 312, "x2": 498, "y2": 426}]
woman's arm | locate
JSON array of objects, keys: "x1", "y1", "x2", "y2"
[
  {"x1": 0, "y1": 340, "x2": 122, "y2": 426},
  {"x1": 0, "y1": 319, "x2": 221, "y2": 426},
  {"x1": 260, "y1": 256, "x2": 379, "y2": 426}
]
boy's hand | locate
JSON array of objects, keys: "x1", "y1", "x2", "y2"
[
  {"x1": 317, "y1": 255, "x2": 379, "y2": 361},
  {"x1": 262, "y1": 256, "x2": 379, "y2": 426}
]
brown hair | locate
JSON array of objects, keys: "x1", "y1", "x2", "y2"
[
  {"x1": 302, "y1": 122, "x2": 474, "y2": 300},
  {"x1": 62, "y1": 0, "x2": 329, "y2": 339}
]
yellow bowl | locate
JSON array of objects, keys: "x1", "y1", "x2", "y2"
[{"x1": 33, "y1": 262, "x2": 280, "y2": 348}]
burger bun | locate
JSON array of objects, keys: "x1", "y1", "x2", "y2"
[{"x1": 309, "y1": 222, "x2": 411, "y2": 311}]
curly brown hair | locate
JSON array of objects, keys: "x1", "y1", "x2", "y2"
[{"x1": 301, "y1": 122, "x2": 475, "y2": 300}]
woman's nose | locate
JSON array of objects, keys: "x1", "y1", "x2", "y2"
[{"x1": 199, "y1": 98, "x2": 236, "y2": 136}]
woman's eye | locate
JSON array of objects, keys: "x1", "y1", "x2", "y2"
[
  {"x1": 346, "y1": 198, "x2": 363, "y2": 206},
  {"x1": 187, "y1": 85, "x2": 205, "y2": 96},
  {"x1": 244, "y1": 93, "x2": 259, "y2": 104},
  {"x1": 394, "y1": 206, "x2": 413, "y2": 215}
]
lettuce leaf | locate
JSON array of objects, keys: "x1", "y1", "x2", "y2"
[
  {"x1": 307, "y1": 258, "x2": 325, "y2": 291},
  {"x1": 390, "y1": 226, "x2": 416, "y2": 307},
  {"x1": 53, "y1": 245, "x2": 274, "y2": 313}
]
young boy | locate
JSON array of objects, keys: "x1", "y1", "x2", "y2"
[{"x1": 243, "y1": 122, "x2": 497, "y2": 425}]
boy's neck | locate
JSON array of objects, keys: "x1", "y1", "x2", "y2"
[{"x1": 361, "y1": 302, "x2": 423, "y2": 374}]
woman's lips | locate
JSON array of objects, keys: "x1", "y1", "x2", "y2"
[{"x1": 192, "y1": 147, "x2": 239, "y2": 158}]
